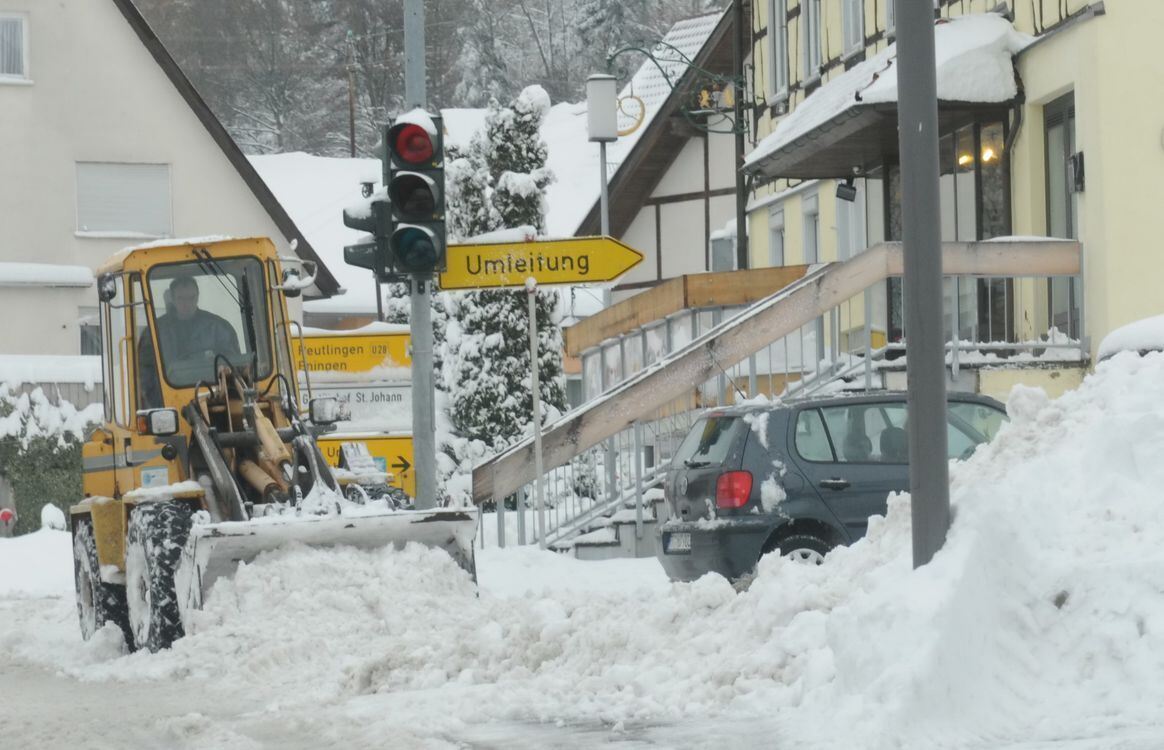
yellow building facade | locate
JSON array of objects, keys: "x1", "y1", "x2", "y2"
[{"x1": 745, "y1": 0, "x2": 1164, "y2": 357}]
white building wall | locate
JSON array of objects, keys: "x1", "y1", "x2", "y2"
[{"x1": 0, "y1": 0, "x2": 292, "y2": 355}]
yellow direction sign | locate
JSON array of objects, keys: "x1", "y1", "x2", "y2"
[
  {"x1": 294, "y1": 327, "x2": 411, "y2": 374},
  {"x1": 439, "y1": 236, "x2": 643, "y2": 291},
  {"x1": 317, "y1": 433, "x2": 415, "y2": 498}
]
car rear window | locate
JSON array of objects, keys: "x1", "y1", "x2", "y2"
[{"x1": 673, "y1": 416, "x2": 746, "y2": 468}]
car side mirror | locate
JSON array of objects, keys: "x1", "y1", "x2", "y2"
[{"x1": 136, "y1": 408, "x2": 180, "y2": 437}]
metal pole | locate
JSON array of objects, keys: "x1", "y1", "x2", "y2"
[
  {"x1": 896, "y1": 0, "x2": 950, "y2": 569},
  {"x1": 528, "y1": 283, "x2": 547, "y2": 549},
  {"x1": 517, "y1": 487, "x2": 527, "y2": 545},
  {"x1": 375, "y1": 279, "x2": 384, "y2": 322},
  {"x1": 599, "y1": 141, "x2": 611, "y2": 307},
  {"x1": 633, "y1": 422, "x2": 644, "y2": 541},
  {"x1": 496, "y1": 483, "x2": 506, "y2": 549},
  {"x1": 411, "y1": 276, "x2": 437, "y2": 509},
  {"x1": 599, "y1": 141, "x2": 610, "y2": 236},
  {"x1": 732, "y1": 0, "x2": 748, "y2": 269},
  {"x1": 346, "y1": 33, "x2": 357, "y2": 158},
  {"x1": 403, "y1": 0, "x2": 425, "y2": 109},
  {"x1": 402, "y1": 0, "x2": 435, "y2": 509}
]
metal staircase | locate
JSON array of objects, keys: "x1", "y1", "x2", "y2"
[{"x1": 475, "y1": 240, "x2": 1083, "y2": 552}]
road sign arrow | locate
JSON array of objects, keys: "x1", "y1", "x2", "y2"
[
  {"x1": 438, "y1": 235, "x2": 643, "y2": 290},
  {"x1": 392, "y1": 456, "x2": 412, "y2": 473}
]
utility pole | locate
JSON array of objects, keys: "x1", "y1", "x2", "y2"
[
  {"x1": 346, "y1": 31, "x2": 357, "y2": 158},
  {"x1": 403, "y1": 0, "x2": 436, "y2": 509},
  {"x1": 896, "y1": 0, "x2": 950, "y2": 567}
]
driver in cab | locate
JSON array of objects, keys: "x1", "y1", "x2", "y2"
[
  {"x1": 139, "y1": 276, "x2": 240, "y2": 408},
  {"x1": 157, "y1": 276, "x2": 240, "y2": 361}
]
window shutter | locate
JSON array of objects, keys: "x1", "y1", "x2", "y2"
[{"x1": 76, "y1": 163, "x2": 172, "y2": 237}]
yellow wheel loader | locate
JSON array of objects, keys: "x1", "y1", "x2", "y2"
[{"x1": 71, "y1": 237, "x2": 475, "y2": 652}]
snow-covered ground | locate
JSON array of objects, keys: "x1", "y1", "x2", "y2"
[{"x1": 5, "y1": 353, "x2": 1164, "y2": 748}]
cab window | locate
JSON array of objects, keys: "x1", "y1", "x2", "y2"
[{"x1": 146, "y1": 257, "x2": 273, "y2": 387}]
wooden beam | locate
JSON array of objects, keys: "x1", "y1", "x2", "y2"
[
  {"x1": 476, "y1": 240, "x2": 1080, "y2": 505},
  {"x1": 564, "y1": 265, "x2": 810, "y2": 356}
]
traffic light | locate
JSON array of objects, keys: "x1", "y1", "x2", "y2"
[
  {"x1": 385, "y1": 113, "x2": 446, "y2": 274},
  {"x1": 342, "y1": 190, "x2": 391, "y2": 279}
]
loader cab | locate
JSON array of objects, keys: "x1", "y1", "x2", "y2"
[{"x1": 84, "y1": 238, "x2": 301, "y2": 499}]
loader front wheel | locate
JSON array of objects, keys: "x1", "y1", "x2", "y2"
[
  {"x1": 73, "y1": 519, "x2": 133, "y2": 649},
  {"x1": 125, "y1": 501, "x2": 195, "y2": 652}
]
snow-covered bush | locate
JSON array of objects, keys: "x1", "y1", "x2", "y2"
[{"x1": 0, "y1": 386, "x2": 102, "y2": 535}]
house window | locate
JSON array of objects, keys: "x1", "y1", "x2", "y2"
[
  {"x1": 843, "y1": 0, "x2": 864, "y2": 57},
  {"x1": 802, "y1": 193, "x2": 819, "y2": 264},
  {"x1": 0, "y1": 13, "x2": 29, "y2": 81},
  {"x1": 803, "y1": 0, "x2": 822, "y2": 81},
  {"x1": 886, "y1": 0, "x2": 897, "y2": 37},
  {"x1": 79, "y1": 307, "x2": 102, "y2": 355},
  {"x1": 767, "y1": 0, "x2": 789, "y2": 99},
  {"x1": 769, "y1": 207, "x2": 785, "y2": 266},
  {"x1": 76, "y1": 162, "x2": 173, "y2": 238}
]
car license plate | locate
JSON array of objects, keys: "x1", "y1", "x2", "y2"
[{"x1": 666, "y1": 532, "x2": 692, "y2": 553}]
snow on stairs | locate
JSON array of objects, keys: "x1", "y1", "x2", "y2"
[{"x1": 550, "y1": 488, "x2": 668, "y2": 561}]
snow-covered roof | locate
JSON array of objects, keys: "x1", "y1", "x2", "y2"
[
  {"x1": 0, "y1": 263, "x2": 94, "y2": 288},
  {"x1": 744, "y1": 14, "x2": 1033, "y2": 171},
  {"x1": 1098, "y1": 314, "x2": 1164, "y2": 360}
]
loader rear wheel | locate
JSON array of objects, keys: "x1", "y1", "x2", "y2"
[
  {"x1": 125, "y1": 502, "x2": 195, "y2": 652},
  {"x1": 73, "y1": 519, "x2": 133, "y2": 649}
]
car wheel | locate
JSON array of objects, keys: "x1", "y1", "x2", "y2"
[
  {"x1": 73, "y1": 519, "x2": 134, "y2": 649},
  {"x1": 776, "y1": 533, "x2": 832, "y2": 565}
]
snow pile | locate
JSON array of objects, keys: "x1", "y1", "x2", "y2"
[
  {"x1": 1098, "y1": 314, "x2": 1164, "y2": 359},
  {"x1": 746, "y1": 14, "x2": 1034, "y2": 169},
  {"x1": 8, "y1": 353, "x2": 1164, "y2": 745},
  {"x1": 0, "y1": 529, "x2": 73, "y2": 598}
]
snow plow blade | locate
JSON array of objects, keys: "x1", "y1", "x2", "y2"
[{"x1": 178, "y1": 509, "x2": 476, "y2": 611}]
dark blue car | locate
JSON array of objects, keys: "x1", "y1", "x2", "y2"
[{"x1": 655, "y1": 392, "x2": 1007, "y2": 581}]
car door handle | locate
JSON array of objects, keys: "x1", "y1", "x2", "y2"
[{"x1": 819, "y1": 478, "x2": 850, "y2": 490}]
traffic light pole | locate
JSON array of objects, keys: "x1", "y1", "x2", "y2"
[
  {"x1": 403, "y1": 0, "x2": 437, "y2": 509},
  {"x1": 411, "y1": 274, "x2": 437, "y2": 509},
  {"x1": 896, "y1": 0, "x2": 949, "y2": 567}
]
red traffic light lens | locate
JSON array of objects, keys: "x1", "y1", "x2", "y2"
[{"x1": 393, "y1": 124, "x2": 434, "y2": 165}]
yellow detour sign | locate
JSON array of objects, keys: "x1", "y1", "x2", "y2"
[
  {"x1": 294, "y1": 326, "x2": 411, "y2": 375},
  {"x1": 317, "y1": 433, "x2": 415, "y2": 498},
  {"x1": 439, "y1": 236, "x2": 643, "y2": 290}
]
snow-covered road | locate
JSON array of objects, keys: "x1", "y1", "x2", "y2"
[{"x1": 6, "y1": 353, "x2": 1164, "y2": 748}]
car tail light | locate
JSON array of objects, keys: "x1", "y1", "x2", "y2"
[{"x1": 715, "y1": 471, "x2": 752, "y2": 509}]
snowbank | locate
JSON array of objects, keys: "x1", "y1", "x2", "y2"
[
  {"x1": 0, "y1": 529, "x2": 73, "y2": 598},
  {"x1": 0, "y1": 355, "x2": 102, "y2": 388},
  {"x1": 6, "y1": 353, "x2": 1164, "y2": 746},
  {"x1": 1098, "y1": 314, "x2": 1164, "y2": 359}
]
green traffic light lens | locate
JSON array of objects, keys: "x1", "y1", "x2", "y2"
[{"x1": 393, "y1": 227, "x2": 438, "y2": 271}]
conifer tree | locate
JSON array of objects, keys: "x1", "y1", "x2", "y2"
[{"x1": 446, "y1": 86, "x2": 566, "y2": 452}]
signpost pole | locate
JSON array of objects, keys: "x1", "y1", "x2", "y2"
[
  {"x1": 527, "y1": 280, "x2": 547, "y2": 549},
  {"x1": 897, "y1": 0, "x2": 950, "y2": 568}
]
